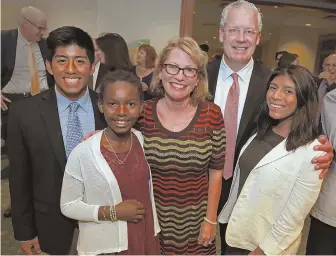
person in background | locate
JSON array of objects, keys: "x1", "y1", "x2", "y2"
[
  {"x1": 277, "y1": 52, "x2": 299, "y2": 69},
  {"x1": 306, "y1": 54, "x2": 336, "y2": 255},
  {"x1": 1, "y1": 6, "x2": 53, "y2": 218},
  {"x1": 94, "y1": 33, "x2": 132, "y2": 92},
  {"x1": 274, "y1": 50, "x2": 288, "y2": 69},
  {"x1": 225, "y1": 65, "x2": 323, "y2": 255},
  {"x1": 131, "y1": 44, "x2": 157, "y2": 100},
  {"x1": 206, "y1": 0, "x2": 333, "y2": 254},
  {"x1": 87, "y1": 38, "x2": 102, "y2": 91},
  {"x1": 61, "y1": 70, "x2": 160, "y2": 255},
  {"x1": 199, "y1": 43, "x2": 210, "y2": 53},
  {"x1": 317, "y1": 53, "x2": 336, "y2": 94},
  {"x1": 8, "y1": 26, "x2": 106, "y2": 255},
  {"x1": 139, "y1": 37, "x2": 225, "y2": 254}
]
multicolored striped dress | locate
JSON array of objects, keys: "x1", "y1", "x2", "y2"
[{"x1": 138, "y1": 99, "x2": 226, "y2": 255}]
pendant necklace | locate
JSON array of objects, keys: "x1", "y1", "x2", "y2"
[
  {"x1": 104, "y1": 131, "x2": 133, "y2": 164},
  {"x1": 163, "y1": 98, "x2": 190, "y2": 132}
]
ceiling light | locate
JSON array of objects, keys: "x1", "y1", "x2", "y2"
[
  {"x1": 305, "y1": 23, "x2": 312, "y2": 26},
  {"x1": 213, "y1": 36, "x2": 217, "y2": 39},
  {"x1": 205, "y1": 41, "x2": 209, "y2": 43},
  {"x1": 274, "y1": 6, "x2": 278, "y2": 8},
  {"x1": 269, "y1": 33, "x2": 272, "y2": 36}
]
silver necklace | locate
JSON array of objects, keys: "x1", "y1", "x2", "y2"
[
  {"x1": 104, "y1": 131, "x2": 133, "y2": 164},
  {"x1": 163, "y1": 98, "x2": 190, "y2": 132}
]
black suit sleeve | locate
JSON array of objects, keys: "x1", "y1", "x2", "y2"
[{"x1": 8, "y1": 103, "x2": 37, "y2": 241}]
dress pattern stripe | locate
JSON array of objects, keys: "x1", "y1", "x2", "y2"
[{"x1": 139, "y1": 99, "x2": 226, "y2": 255}]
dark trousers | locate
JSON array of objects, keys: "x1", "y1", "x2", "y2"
[
  {"x1": 306, "y1": 216, "x2": 336, "y2": 255},
  {"x1": 217, "y1": 177, "x2": 233, "y2": 255}
]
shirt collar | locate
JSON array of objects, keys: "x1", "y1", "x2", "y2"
[
  {"x1": 55, "y1": 86, "x2": 91, "y2": 113},
  {"x1": 17, "y1": 28, "x2": 30, "y2": 46},
  {"x1": 220, "y1": 57, "x2": 254, "y2": 83}
]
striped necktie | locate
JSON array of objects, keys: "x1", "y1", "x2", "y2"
[
  {"x1": 65, "y1": 102, "x2": 84, "y2": 158},
  {"x1": 223, "y1": 73, "x2": 240, "y2": 179}
]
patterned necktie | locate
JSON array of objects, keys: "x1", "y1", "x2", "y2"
[
  {"x1": 65, "y1": 102, "x2": 83, "y2": 158},
  {"x1": 28, "y1": 43, "x2": 40, "y2": 96},
  {"x1": 223, "y1": 73, "x2": 240, "y2": 179}
]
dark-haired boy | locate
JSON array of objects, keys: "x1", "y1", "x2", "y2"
[{"x1": 8, "y1": 26, "x2": 106, "y2": 255}]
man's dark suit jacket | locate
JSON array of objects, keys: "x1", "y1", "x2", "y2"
[
  {"x1": 1, "y1": 28, "x2": 54, "y2": 89},
  {"x1": 207, "y1": 57, "x2": 272, "y2": 209},
  {"x1": 7, "y1": 88, "x2": 106, "y2": 254}
]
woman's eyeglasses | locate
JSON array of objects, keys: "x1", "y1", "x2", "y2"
[{"x1": 161, "y1": 64, "x2": 199, "y2": 78}]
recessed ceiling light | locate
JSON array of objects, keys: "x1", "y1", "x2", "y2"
[
  {"x1": 305, "y1": 23, "x2": 312, "y2": 26},
  {"x1": 274, "y1": 6, "x2": 278, "y2": 8},
  {"x1": 193, "y1": 12, "x2": 196, "y2": 14},
  {"x1": 269, "y1": 33, "x2": 272, "y2": 36},
  {"x1": 205, "y1": 41, "x2": 209, "y2": 43},
  {"x1": 213, "y1": 36, "x2": 217, "y2": 39}
]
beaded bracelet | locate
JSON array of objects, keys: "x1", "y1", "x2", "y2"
[
  {"x1": 102, "y1": 206, "x2": 108, "y2": 221},
  {"x1": 109, "y1": 205, "x2": 117, "y2": 222},
  {"x1": 204, "y1": 217, "x2": 217, "y2": 225}
]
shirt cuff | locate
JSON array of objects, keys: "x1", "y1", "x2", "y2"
[
  {"x1": 259, "y1": 235, "x2": 283, "y2": 255},
  {"x1": 93, "y1": 205, "x2": 102, "y2": 224}
]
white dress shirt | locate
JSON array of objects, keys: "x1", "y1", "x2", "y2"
[
  {"x1": 2, "y1": 29, "x2": 48, "y2": 94},
  {"x1": 214, "y1": 57, "x2": 254, "y2": 131}
]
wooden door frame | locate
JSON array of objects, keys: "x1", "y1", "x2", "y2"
[{"x1": 179, "y1": 0, "x2": 195, "y2": 37}]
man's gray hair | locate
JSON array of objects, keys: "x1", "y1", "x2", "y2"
[{"x1": 220, "y1": 0, "x2": 263, "y2": 32}]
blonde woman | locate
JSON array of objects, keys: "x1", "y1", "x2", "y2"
[{"x1": 138, "y1": 37, "x2": 226, "y2": 254}]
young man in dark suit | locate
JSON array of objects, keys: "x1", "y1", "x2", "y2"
[
  {"x1": 8, "y1": 26, "x2": 106, "y2": 255},
  {"x1": 1, "y1": 6, "x2": 54, "y2": 217},
  {"x1": 207, "y1": 1, "x2": 334, "y2": 254}
]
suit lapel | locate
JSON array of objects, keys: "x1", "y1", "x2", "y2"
[
  {"x1": 89, "y1": 89, "x2": 106, "y2": 130},
  {"x1": 253, "y1": 139, "x2": 290, "y2": 170},
  {"x1": 236, "y1": 63, "x2": 267, "y2": 147},
  {"x1": 95, "y1": 64, "x2": 107, "y2": 91},
  {"x1": 6, "y1": 29, "x2": 18, "y2": 78},
  {"x1": 39, "y1": 89, "x2": 67, "y2": 170},
  {"x1": 207, "y1": 58, "x2": 221, "y2": 100},
  {"x1": 38, "y1": 39, "x2": 48, "y2": 62}
]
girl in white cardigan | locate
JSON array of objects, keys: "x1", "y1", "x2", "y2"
[{"x1": 60, "y1": 70, "x2": 160, "y2": 255}]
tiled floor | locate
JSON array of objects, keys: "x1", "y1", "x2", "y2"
[{"x1": 1, "y1": 152, "x2": 310, "y2": 255}]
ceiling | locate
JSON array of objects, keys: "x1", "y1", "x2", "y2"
[{"x1": 193, "y1": 0, "x2": 336, "y2": 51}]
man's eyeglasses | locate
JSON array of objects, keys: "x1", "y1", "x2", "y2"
[
  {"x1": 161, "y1": 64, "x2": 200, "y2": 78},
  {"x1": 222, "y1": 28, "x2": 259, "y2": 38},
  {"x1": 25, "y1": 18, "x2": 47, "y2": 32}
]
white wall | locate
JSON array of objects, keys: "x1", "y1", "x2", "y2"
[{"x1": 1, "y1": 0, "x2": 181, "y2": 52}]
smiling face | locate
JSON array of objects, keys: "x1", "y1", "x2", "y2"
[
  {"x1": 219, "y1": 7, "x2": 260, "y2": 71},
  {"x1": 159, "y1": 48, "x2": 199, "y2": 103},
  {"x1": 99, "y1": 81, "x2": 143, "y2": 136},
  {"x1": 266, "y1": 74, "x2": 297, "y2": 123},
  {"x1": 323, "y1": 54, "x2": 336, "y2": 75},
  {"x1": 46, "y1": 44, "x2": 94, "y2": 101}
]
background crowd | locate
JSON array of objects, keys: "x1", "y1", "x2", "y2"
[{"x1": 1, "y1": 0, "x2": 335, "y2": 255}]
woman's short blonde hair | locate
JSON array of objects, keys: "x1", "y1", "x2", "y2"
[{"x1": 150, "y1": 37, "x2": 211, "y2": 105}]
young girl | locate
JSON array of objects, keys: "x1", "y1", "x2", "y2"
[
  {"x1": 222, "y1": 65, "x2": 324, "y2": 255},
  {"x1": 60, "y1": 70, "x2": 160, "y2": 255}
]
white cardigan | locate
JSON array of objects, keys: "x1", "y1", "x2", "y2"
[
  {"x1": 60, "y1": 130, "x2": 160, "y2": 255},
  {"x1": 219, "y1": 134, "x2": 324, "y2": 255}
]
